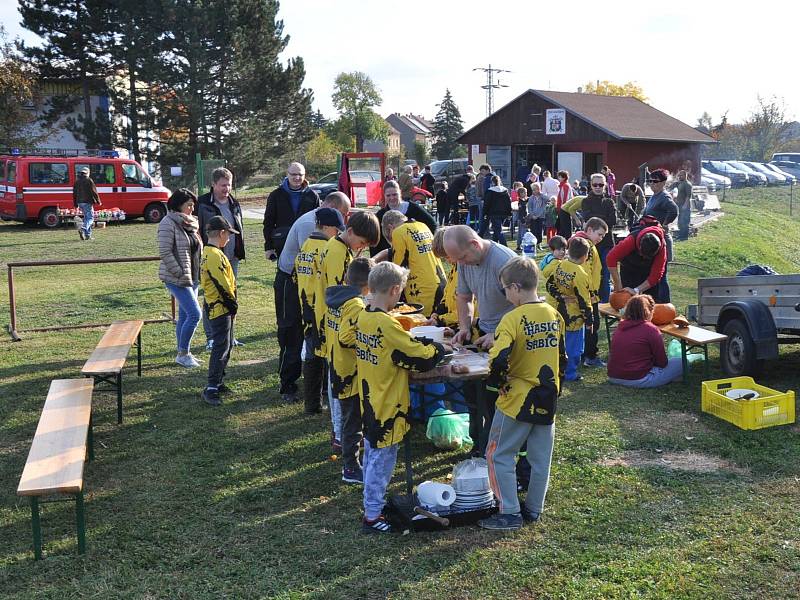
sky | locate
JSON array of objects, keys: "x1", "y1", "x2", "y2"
[{"x1": 2, "y1": 0, "x2": 798, "y2": 131}]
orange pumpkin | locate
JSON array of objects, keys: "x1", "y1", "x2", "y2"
[
  {"x1": 651, "y1": 303, "x2": 677, "y2": 325},
  {"x1": 610, "y1": 290, "x2": 633, "y2": 311}
]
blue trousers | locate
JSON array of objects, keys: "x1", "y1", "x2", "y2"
[
  {"x1": 164, "y1": 282, "x2": 201, "y2": 353},
  {"x1": 598, "y1": 245, "x2": 611, "y2": 303},
  {"x1": 608, "y1": 357, "x2": 683, "y2": 387},
  {"x1": 78, "y1": 202, "x2": 95, "y2": 237},
  {"x1": 362, "y1": 439, "x2": 399, "y2": 520},
  {"x1": 677, "y1": 206, "x2": 691, "y2": 240},
  {"x1": 565, "y1": 328, "x2": 585, "y2": 381}
]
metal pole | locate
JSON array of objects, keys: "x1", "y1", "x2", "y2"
[
  {"x1": 30, "y1": 497, "x2": 42, "y2": 560},
  {"x1": 8, "y1": 265, "x2": 19, "y2": 340}
]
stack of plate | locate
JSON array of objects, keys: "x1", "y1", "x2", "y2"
[{"x1": 450, "y1": 489, "x2": 494, "y2": 511}]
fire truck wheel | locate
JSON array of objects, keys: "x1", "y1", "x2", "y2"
[
  {"x1": 144, "y1": 202, "x2": 167, "y2": 223},
  {"x1": 39, "y1": 208, "x2": 61, "y2": 228}
]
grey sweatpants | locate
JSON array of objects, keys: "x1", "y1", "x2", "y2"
[
  {"x1": 362, "y1": 439, "x2": 399, "y2": 520},
  {"x1": 486, "y1": 410, "x2": 555, "y2": 515}
]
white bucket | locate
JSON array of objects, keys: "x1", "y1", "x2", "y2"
[{"x1": 411, "y1": 326, "x2": 445, "y2": 342}]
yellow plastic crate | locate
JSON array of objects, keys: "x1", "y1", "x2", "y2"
[{"x1": 701, "y1": 376, "x2": 795, "y2": 430}]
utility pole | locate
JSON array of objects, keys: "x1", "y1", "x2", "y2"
[{"x1": 473, "y1": 65, "x2": 510, "y2": 117}]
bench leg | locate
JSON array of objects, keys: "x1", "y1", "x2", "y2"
[
  {"x1": 116, "y1": 372, "x2": 123, "y2": 424},
  {"x1": 604, "y1": 315, "x2": 612, "y2": 348},
  {"x1": 87, "y1": 413, "x2": 94, "y2": 461},
  {"x1": 681, "y1": 339, "x2": 689, "y2": 384},
  {"x1": 137, "y1": 331, "x2": 142, "y2": 377},
  {"x1": 404, "y1": 435, "x2": 414, "y2": 496},
  {"x1": 30, "y1": 497, "x2": 42, "y2": 560},
  {"x1": 704, "y1": 344, "x2": 710, "y2": 379},
  {"x1": 75, "y1": 492, "x2": 86, "y2": 554}
]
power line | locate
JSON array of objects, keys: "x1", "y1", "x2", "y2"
[{"x1": 473, "y1": 65, "x2": 510, "y2": 117}]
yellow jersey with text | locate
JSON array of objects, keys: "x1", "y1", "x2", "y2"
[
  {"x1": 318, "y1": 235, "x2": 353, "y2": 357},
  {"x1": 488, "y1": 302, "x2": 566, "y2": 424},
  {"x1": 295, "y1": 232, "x2": 329, "y2": 356},
  {"x1": 356, "y1": 307, "x2": 444, "y2": 448},
  {"x1": 390, "y1": 220, "x2": 445, "y2": 317},
  {"x1": 546, "y1": 259, "x2": 593, "y2": 331},
  {"x1": 325, "y1": 288, "x2": 364, "y2": 401},
  {"x1": 571, "y1": 232, "x2": 601, "y2": 302},
  {"x1": 200, "y1": 245, "x2": 237, "y2": 319},
  {"x1": 540, "y1": 255, "x2": 561, "y2": 308}
]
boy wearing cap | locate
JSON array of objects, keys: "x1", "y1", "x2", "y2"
[
  {"x1": 200, "y1": 216, "x2": 239, "y2": 406},
  {"x1": 73, "y1": 166, "x2": 101, "y2": 240},
  {"x1": 295, "y1": 207, "x2": 346, "y2": 412}
]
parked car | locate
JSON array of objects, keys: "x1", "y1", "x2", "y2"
[
  {"x1": 430, "y1": 158, "x2": 470, "y2": 189},
  {"x1": 699, "y1": 175, "x2": 718, "y2": 192},
  {"x1": 702, "y1": 160, "x2": 749, "y2": 187},
  {"x1": 0, "y1": 154, "x2": 170, "y2": 227},
  {"x1": 763, "y1": 162, "x2": 797, "y2": 184},
  {"x1": 742, "y1": 161, "x2": 787, "y2": 185},
  {"x1": 701, "y1": 167, "x2": 731, "y2": 189},
  {"x1": 308, "y1": 170, "x2": 382, "y2": 200},
  {"x1": 771, "y1": 152, "x2": 800, "y2": 166},
  {"x1": 770, "y1": 161, "x2": 800, "y2": 181},
  {"x1": 725, "y1": 161, "x2": 768, "y2": 186}
]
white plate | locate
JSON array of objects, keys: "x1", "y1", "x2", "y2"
[{"x1": 725, "y1": 388, "x2": 760, "y2": 400}]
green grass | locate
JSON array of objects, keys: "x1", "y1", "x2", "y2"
[{"x1": 1, "y1": 193, "x2": 800, "y2": 599}]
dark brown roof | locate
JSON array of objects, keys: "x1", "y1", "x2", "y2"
[{"x1": 459, "y1": 89, "x2": 715, "y2": 144}]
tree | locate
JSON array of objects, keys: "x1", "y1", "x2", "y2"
[
  {"x1": 331, "y1": 71, "x2": 387, "y2": 152},
  {"x1": 583, "y1": 80, "x2": 648, "y2": 103},
  {"x1": 304, "y1": 130, "x2": 342, "y2": 178},
  {"x1": 696, "y1": 111, "x2": 713, "y2": 132},
  {"x1": 413, "y1": 141, "x2": 429, "y2": 169},
  {"x1": 431, "y1": 88, "x2": 465, "y2": 159},
  {"x1": 741, "y1": 96, "x2": 791, "y2": 161},
  {"x1": 310, "y1": 109, "x2": 328, "y2": 130}
]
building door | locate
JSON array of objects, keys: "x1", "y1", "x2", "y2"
[
  {"x1": 584, "y1": 153, "x2": 603, "y2": 178},
  {"x1": 557, "y1": 152, "x2": 583, "y2": 183},
  {"x1": 515, "y1": 145, "x2": 553, "y2": 181},
  {"x1": 487, "y1": 145, "x2": 512, "y2": 185}
]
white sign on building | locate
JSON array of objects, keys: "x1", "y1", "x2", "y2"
[{"x1": 546, "y1": 109, "x2": 566, "y2": 135}]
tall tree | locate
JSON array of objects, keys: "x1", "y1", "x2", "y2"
[
  {"x1": 583, "y1": 80, "x2": 648, "y2": 103},
  {"x1": 431, "y1": 88, "x2": 464, "y2": 159},
  {"x1": 741, "y1": 96, "x2": 791, "y2": 161},
  {"x1": 331, "y1": 71, "x2": 387, "y2": 152}
]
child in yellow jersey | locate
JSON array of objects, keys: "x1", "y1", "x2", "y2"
[
  {"x1": 356, "y1": 262, "x2": 449, "y2": 534},
  {"x1": 325, "y1": 257, "x2": 374, "y2": 484},
  {"x1": 479, "y1": 257, "x2": 566, "y2": 530},
  {"x1": 539, "y1": 235, "x2": 567, "y2": 303},
  {"x1": 546, "y1": 237, "x2": 593, "y2": 381},
  {"x1": 381, "y1": 210, "x2": 446, "y2": 317},
  {"x1": 200, "y1": 216, "x2": 239, "y2": 407},
  {"x1": 295, "y1": 208, "x2": 346, "y2": 413},
  {"x1": 570, "y1": 217, "x2": 608, "y2": 368},
  {"x1": 320, "y1": 211, "x2": 381, "y2": 450}
]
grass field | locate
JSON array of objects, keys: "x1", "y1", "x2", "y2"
[{"x1": 1, "y1": 188, "x2": 799, "y2": 599}]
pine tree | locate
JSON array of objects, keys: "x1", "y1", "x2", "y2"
[{"x1": 431, "y1": 89, "x2": 464, "y2": 159}]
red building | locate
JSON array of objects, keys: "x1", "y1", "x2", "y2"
[{"x1": 457, "y1": 89, "x2": 715, "y2": 186}]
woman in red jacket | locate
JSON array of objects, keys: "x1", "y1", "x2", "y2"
[{"x1": 607, "y1": 295, "x2": 682, "y2": 387}]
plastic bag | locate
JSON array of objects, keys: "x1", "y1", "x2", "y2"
[
  {"x1": 426, "y1": 408, "x2": 472, "y2": 450},
  {"x1": 667, "y1": 339, "x2": 703, "y2": 363}
]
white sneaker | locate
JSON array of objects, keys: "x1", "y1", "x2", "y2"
[{"x1": 176, "y1": 354, "x2": 201, "y2": 368}]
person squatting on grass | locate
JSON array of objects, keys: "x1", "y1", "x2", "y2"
[
  {"x1": 200, "y1": 216, "x2": 240, "y2": 407},
  {"x1": 357, "y1": 262, "x2": 450, "y2": 534},
  {"x1": 158, "y1": 188, "x2": 203, "y2": 368},
  {"x1": 325, "y1": 257, "x2": 374, "y2": 485},
  {"x1": 479, "y1": 257, "x2": 566, "y2": 531},
  {"x1": 607, "y1": 294, "x2": 683, "y2": 388}
]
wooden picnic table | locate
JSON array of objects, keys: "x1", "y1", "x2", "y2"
[{"x1": 598, "y1": 303, "x2": 727, "y2": 383}]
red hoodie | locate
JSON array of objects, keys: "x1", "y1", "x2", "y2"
[
  {"x1": 605, "y1": 225, "x2": 667, "y2": 287},
  {"x1": 607, "y1": 319, "x2": 667, "y2": 380}
]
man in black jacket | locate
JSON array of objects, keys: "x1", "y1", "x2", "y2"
[
  {"x1": 263, "y1": 162, "x2": 320, "y2": 260},
  {"x1": 264, "y1": 162, "x2": 320, "y2": 403},
  {"x1": 197, "y1": 167, "x2": 247, "y2": 349},
  {"x1": 371, "y1": 180, "x2": 436, "y2": 256}
]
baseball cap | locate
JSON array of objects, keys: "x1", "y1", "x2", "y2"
[
  {"x1": 206, "y1": 215, "x2": 239, "y2": 234},
  {"x1": 648, "y1": 169, "x2": 669, "y2": 183},
  {"x1": 315, "y1": 207, "x2": 345, "y2": 231},
  {"x1": 79, "y1": 166, "x2": 90, "y2": 175}
]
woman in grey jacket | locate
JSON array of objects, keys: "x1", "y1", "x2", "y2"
[{"x1": 158, "y1": 189, "x2": 203, "y2": 368}]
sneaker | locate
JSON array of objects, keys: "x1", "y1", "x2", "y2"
[
  {"x1": 521, "y1": 506, "x2": 540, "y2": 523},
  {"x1": 202, "y1": 388, "x2": 222, "y2": 406},
  {"x1": 79, "y1": 230, "x2": 86, "y2": 240},
  {"x1": 478, "y1": 512, "x2": 523, "y2": 531},
  {"x1": 362, "y1": 515, "x2": 392, "y2": 534},
  {"x1": 341, "y1": 466, "x2": 364, "y2": 484},
  {"x1": 176, "y1": 354, "x2": 201, "y2": 368},
  {"x1": 582, "y1": 357, "x2": 607, "y2": 368},
  {"x1": 205, "y1": 340, "x2": 214, "y2": 351},
  {"x1": 217, "y1": 382, "x2": 233, "y2": 394},
  {"x1": 232, "y1": 338, "x2": 245, "y2": 347},
  {"x1": 332, "y1": 438, "x2": 342, "y2": 453},
  {"x1": 281, "y1": 392, "x2": 298, "y2": 404}
]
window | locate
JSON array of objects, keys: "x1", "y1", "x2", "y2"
[
  {"x1": 75, "y1": 163, "x2": 116, "y2": 184},
  {"x1": 0, "y1": 160, "x2": 5, "y2": 183},
  {"x1": 29, "y1": 162, "x2": 68, "y2": 185},
  {"x1": 121, "y1": 163, "x2": 151, "y2": 187},
  {"x1": 7, "y1": 161, "x2": 15, "y2": 183},
  {"x1": 317, "y1": 173, "x2": 338, "y2": 184}
]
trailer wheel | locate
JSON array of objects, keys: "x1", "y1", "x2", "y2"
[
  {"x1": 721, "y1": 318, "x2": 763, "y2": 377},
  {"x1": 143, "y1": 202, "x2": 166, "y2": 223},
  {"x1": 39, "y1": 208, "x2": 61, "y2": 228}
]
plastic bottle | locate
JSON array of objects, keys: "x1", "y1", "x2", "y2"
[{"x1": 521, "y1": 231, "x2": 538, "y2": 259}]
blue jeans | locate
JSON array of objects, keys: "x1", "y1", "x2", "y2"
[
  {"x1": 165, "y1": 282, "x2": 201, "y2": 353},
  {"x1": 486, "y1": 216, "x2": 507, "y2": 245},
  {"x1": 362, "y1": 439, "x2": 399, "y2": 520},
  {"x1": 203, "y1": 257, "x2": 239, "y2": 341},
  {"x1": 565, "y1": 328, "x2": 585, "y2": 381},
  {"x1": 677, "y1": 206, "x2": 691, "y2": 240},
  {"x1": 598, "y1": 246, "x2": 611, "y2": 303},
  {"x1": 78, "y1": 203, "x2": 95, "y2": 237},
  {"x1": 608, "y1": 357, "x2": 683, "y2": 388}
]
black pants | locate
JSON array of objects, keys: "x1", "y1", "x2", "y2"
[
  {"x1": 340, "y1": 396, "x2": 363, "y2": 471},
  {"x1": 303, "y1": 343, "x2": 325, "y2": 412},
  {"x1": 437, "y1": 201, "x2": 450, "y2": 225},
  {"x1": 274, "y1": 269, "x2": 303, "y2": 394},
  {"x1": 207, "y1": 312, "x2": 232, "y2": 389},
  {"x1": 557, "y1": 209, "x2": 573, "y2": 239},
  {"x1": 582, "y1": 302, "x2": 600, "y2": 360},
  {"x1": 528, "y1": 217, "x2": 544, "y2": 245},
  {"x1": 466, "y1": 380, "x2": 498, "y2": 456}
]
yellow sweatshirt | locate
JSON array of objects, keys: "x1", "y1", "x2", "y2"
[
  {"x1": 488, "y1": 302, "x2": 566, "y2": 424},
  {"x1": 325, "y1": 286, "x2": 364, "y2": 401},
  {"x1": 295, "y1": 231, "x2": 329, "y2": 356},
  {"x1": 390, "y1": 220, "x2": 445, "y2": 317},
  {"x1": 200, "y1": 245, "x2": 237, "y2": 319},
  {"x1": 546, "y1": 259, "x2": 593, "y2": 331}
]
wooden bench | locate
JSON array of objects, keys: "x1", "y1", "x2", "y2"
[
  {"x1": 81, "y1": 320, "x2": 143, "y2": 424},
  {"x1": 17, "y1": 379, "x2": 94, "y2": 559},
  {"x1": 599, "y1": 303, "x2": 727, "y2": 383}
]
